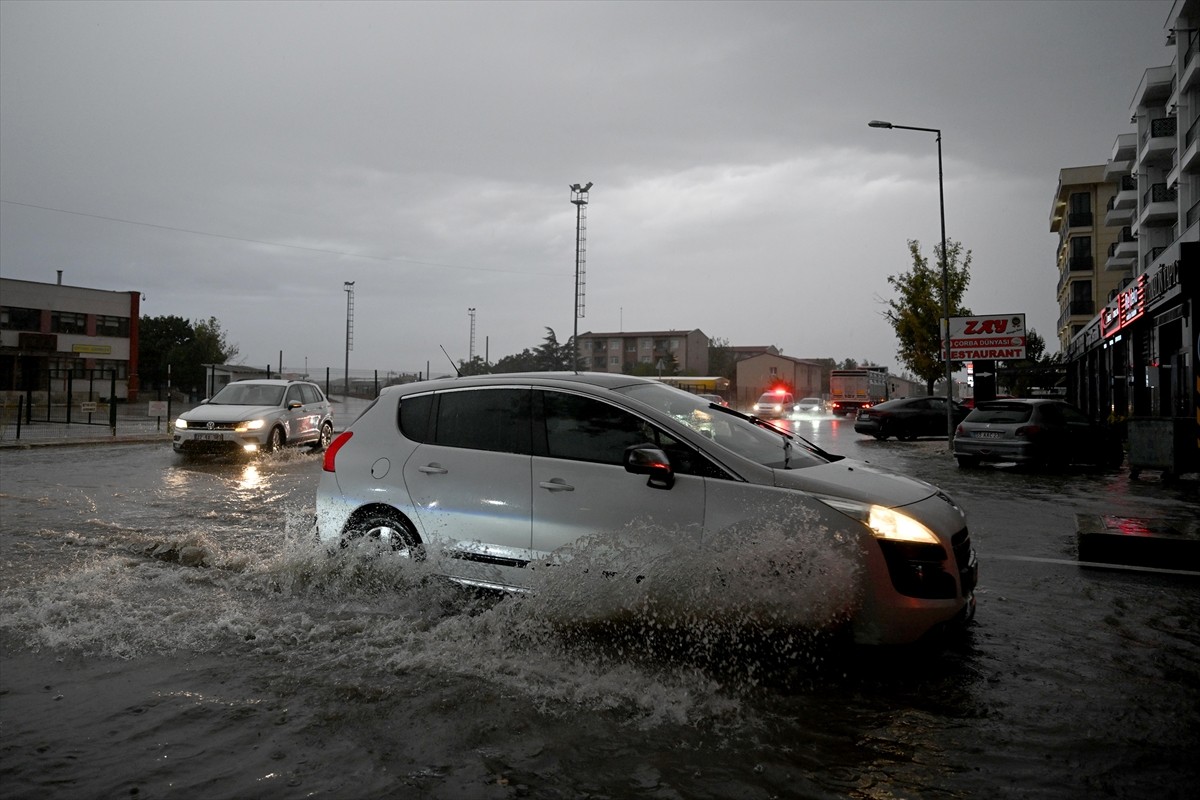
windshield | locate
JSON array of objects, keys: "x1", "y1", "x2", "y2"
[
  {"x1": 209, "y1": 383, "x2": 285, "y2": 406},
  {"x1": 616, "y1": 382, "x2": 828, "y2": 470}
]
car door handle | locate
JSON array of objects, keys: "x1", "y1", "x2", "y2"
[
  {"x1": 539, "y1": 478, "x2": 575, "y2": 492},
  {"x1": 418, "y1": 463, "x2": 448, "y2": 475}
]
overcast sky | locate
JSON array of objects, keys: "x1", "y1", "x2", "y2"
[{"x1": 0, "y1": 0, "x2": 1175, "y2": 379}]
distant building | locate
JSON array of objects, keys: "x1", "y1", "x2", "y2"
[
  {"x1": 1049, "y1": 165, "x2": 1126, "y2": 352},
  {"x1": 0, "y1": 276, "x2": 142, "y2": 401},
  {"x1": 576, "y1": 329, "x2": 709, "y2": 374},
  {"x1": 735, "y1": 352, "x2": 825, "y2": 409}
]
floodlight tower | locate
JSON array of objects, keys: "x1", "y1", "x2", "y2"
[
  {"x1": 468, "y1": 307, "x2": 477, "y2": 363},
  {"x1": 343, "y1": 281, "x2": 355, "y2": 398},
  {"x1": 570, "y1": 182, "x2": 592, "y2": 370}
]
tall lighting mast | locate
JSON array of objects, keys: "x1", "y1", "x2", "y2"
[
  {"x1": 343, "y1": 281, "x2": 355, "y2": 399},
  {"x1": 570, "y1": 182, "x2": 592, "y2": 371}
]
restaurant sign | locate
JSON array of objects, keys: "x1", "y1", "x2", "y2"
[{"x1": 946, "y1": 314, "x2": 1027, "y2": 360}]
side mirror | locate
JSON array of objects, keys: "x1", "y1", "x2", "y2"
[
  {"x1": 288, "y1": 401, "x2": 303, "y2": 410},
  {"x1": 623, "y1": 444, "x2": 675, "y2": 490}
]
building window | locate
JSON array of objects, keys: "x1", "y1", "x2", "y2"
[
  {"x1": 0, "y1": 306, "x2": 41, "y2": 331},
  {"x1": 670, "y1": 339, "x2": 680, "y2": 351},
  {"x1": 1068, "y1": 192, "x2": 1092, "y2": 227},
  {"x1": 640, "y1": 338, "x2": 652, "y2": 351},
  {"x1": 95, "y1": 315, "x2": 129, "y2": 337},
  {"x1": 51, "y1": 311, "x2": 87, "y2": 334},
  {"x1": 626, "y1": 342, "x2": 636, "y2": 352},
  {"x1": 609, "y1": 356, "x2": 619, "y2": 366}
]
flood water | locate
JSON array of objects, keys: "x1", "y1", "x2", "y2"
[{"x1": 2, "y1": 416, "x2": 1198, "y2": 799}]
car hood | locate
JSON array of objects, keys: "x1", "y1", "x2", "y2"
[
  {"x1": 181, "y1": 404, "x2": 279, "y2": 422},
  {"x1": 772, "y1": 458, "x2": 939, "y2": 508}
]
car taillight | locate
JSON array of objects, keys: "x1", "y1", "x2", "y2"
[
  {"x1": 1015, "y1": 425, "x2": 1041, "y2": 438},
  {"x1": 323, "y1": 431, "x2": 353, "y2": 472},
  {"x1": 955, "y1": 424, "x2": 965, "y2": 436}
]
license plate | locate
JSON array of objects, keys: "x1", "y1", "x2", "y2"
[
  {"x1": 975, "y1": 431, "x2": 1003, "y2": 439},
  {"x1": 195, "y1": 433, "x2": 224, "y2": 441}
]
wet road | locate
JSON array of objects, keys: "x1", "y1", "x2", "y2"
[{"x1": 1, "y1": 415, "x2": 1198, "y2": 799}]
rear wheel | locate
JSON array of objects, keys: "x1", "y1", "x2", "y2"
[{"x1": 341, "y1": 509, "x2": 423, "y2": 559}]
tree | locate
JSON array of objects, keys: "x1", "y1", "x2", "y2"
[
  {"x1": 707, "y1": 337, "x2": 736, "y2": 381},
  {"x1": 138, "y1": 315, "x2": 239, "y2": 396},
  {"x1": 883, "y1": 239, "x2": 972, "y2": 394}
]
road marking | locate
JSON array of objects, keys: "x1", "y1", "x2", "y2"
[{"x1": 984, "y1": 553, "x2": 1200, "y2": 577}]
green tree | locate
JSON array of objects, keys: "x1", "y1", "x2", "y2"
[
  {"x1": 139, "y1": 315, "x2": 239, "y2": 396},
  {"x1": 883, "y1": 239, "x2": 972, "y2": 394},
  {"x1": 707, "y1": 337, "x2": 736, "y2": 381}
]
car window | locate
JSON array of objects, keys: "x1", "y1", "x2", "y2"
[
  {"x1": 210, "y1": 383, "x2": 284, "y2": 406},
  {"x1": 1057, "y1": 404, "x2": 1091, "y2": 426},
  {"x1": 433, "y1": 388, "x2": 532, "y2": 455},
  {"x1": 541, "y1": 391, "x2": 655, "y2": 465},
  {"x1": 399, "y1": 393, "x2": 434, "y2": 443},
  {"x1": 539, "y1": 390, "x2": 728, "y2": 478},
  {"x1": 300, "y1": 384, "x2": 323, "y2": 405},
  {"x1": 967, "y1": 402, "x2": 1033, "y2": 424},
  {"x1": 285, "y1": 385, "x2": 303, "y2": 406}
]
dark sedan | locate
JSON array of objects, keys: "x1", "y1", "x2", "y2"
[
  {"x1": 953, "y1": 398, "x2": 1123, "y2": 469},
  {"x1": 854, "y1": 397, "x2": 969, "y2": 441}
]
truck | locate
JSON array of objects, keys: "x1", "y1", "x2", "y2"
[{"x1": 828, "y1": 367, "x2": 889, "y2": 417}]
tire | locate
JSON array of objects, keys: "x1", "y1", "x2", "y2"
[
  {"x1": 311, "y1": 421, "x2": 334, "y2": 450},
  {"x1": 956, "y1": 456, "x2": 980, "y2": 469},
  {"x1": 874, "y1": 433, "x2": 889, "y2": 441},
  {"x1": 341, "y1": 510, "x2": 423, "y2": 559},
  {"x1": 265, "y1": 426, "x2": 285, "y2": 452}
]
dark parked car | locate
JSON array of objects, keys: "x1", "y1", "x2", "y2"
[
  {"x1": 953, "y1": 398, "x2": 1123, "y2": 469},
  {"x1": 854, "y1": 397, "x2": 969, "y2": 441}
]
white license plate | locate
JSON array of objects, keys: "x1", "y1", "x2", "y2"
[
  {"x1": 195, "y1": 433, "x2": 224, "y2": 441},
  {"x1": 975, "y1": 431, "x2": 1003, "y2": 439}
]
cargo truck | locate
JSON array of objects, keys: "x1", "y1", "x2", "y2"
[{"x1": 829, "y1": 368, "x2": 889, "y2": 417}]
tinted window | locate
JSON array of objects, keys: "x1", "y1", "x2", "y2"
[
  {"x1": 1057, "y1": 404, "x2": 1091, "y2": 425},
  {"x1": 285, "y1": 385, "x2": 304, "y2": 406},
  {"x1": 435, "y1": 388, "x2": 531, "y2": 454},
  {"x1": 542, "y1": 391, "x2": 655, "y2": 465},
  {"x1": 300, "y1": 384, "x2": 323, "y2": 405},
  {"x1": 399, "y1": 394, "x2": 434, "y2": 443}
]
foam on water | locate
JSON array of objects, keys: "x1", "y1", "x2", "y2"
[{"x1": 1, "y1": 501, "x2": 865, "y2": 728}]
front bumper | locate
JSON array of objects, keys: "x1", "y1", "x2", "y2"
[{"x1": 173, "y1": 430, "x2": 265, "y2": 454}]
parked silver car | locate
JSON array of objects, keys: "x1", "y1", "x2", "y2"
[
  {"x1": 316, "y1": 373, "x2": 976, "y2": 645},
  {"x1": 173, "y1": 379, "x2": 334, "y2": 456},
  {"x1": 953, "y1": 398, "x2": 1122, "y2": 470}
]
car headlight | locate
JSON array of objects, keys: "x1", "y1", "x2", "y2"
[
  {"x1": 235, "y1": 419, "x2": 266, "y2": 433},
  {"x1": 814, "y1": 496, "x2": 940, "y2": 544},
  {"x1": 175, "y1": 419, "x2": 188, "y2": 429}
]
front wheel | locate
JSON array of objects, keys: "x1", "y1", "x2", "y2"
[{"x1": 265, "y1": 426, "x2": 285, "y2": 452}]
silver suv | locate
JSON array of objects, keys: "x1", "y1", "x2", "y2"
[
  {"x1": 315, "y1": 373, "x2": 976, "y2": 645},
  {"x1": 173, "y1": 379, "x2": 333, "y2": 456}
]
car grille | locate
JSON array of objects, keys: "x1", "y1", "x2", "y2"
[
  {"x1": 878, "y1": 526, "x2": 974, "y2": 600},
  {"x1": 187, "y1": 421, "x2": 239, "y2": 431}
]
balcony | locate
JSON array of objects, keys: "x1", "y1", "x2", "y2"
[
  {"x1": 1105, "y1": 194, "x2": 1134, "y2": 226},
  {"x1": 1066, "y1": 211, "x2": 1093, "y2": 228},
  {"x1": 1184, "y1": 117, "x2": 1200, "y2": 173},
  {"x1": 1140, "y1": 116, "x2": 1178, "y2": 166},
  {"x1": 1105, "y1": 228, "x2": 1137, "y2": 272},
  {"x1": 1113, "y1": 174, "x2": 1139, "y2": 210},
  {"x1": 1058, "y1": 300, "x2": 1096, "y2": 330},
  {"x1": 1104, "y1": 133, "x2": 1137, "y2": 181},
  {"x1": 1143, "y1": 246, "x2": 1166, "y2": 270},
  {"x1": 1140, "y1": 183, "x2": 1178, "y2": 227}
]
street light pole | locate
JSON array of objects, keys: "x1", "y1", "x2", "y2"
[
  {"x1": 868, "y1": 120, "x2": 954, "y2": 449},
  {"x1": 569, "y1": 182, "x2": 592, "y2": 371}
]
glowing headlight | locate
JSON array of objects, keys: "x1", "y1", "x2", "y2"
[
  {"x1": 175, "y1": 419, "x2": 188, "y2": 429},
  {"x1": 235, "y1": 419, "x2": 266, "y2": 433},
  {"x1": 814, "y1": 496, "x2": 940, "y2": 544}
]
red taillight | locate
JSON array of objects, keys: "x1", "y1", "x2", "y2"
[
  {"x1": 1015, "y1": 425, "x2": 1041, "y2": 439},
  {"x1": 323, "y1": 430, "x2": 353, "y2": 472},
  {"x1": 955, "y1": 424, "x2": 965, "y2": 436}
]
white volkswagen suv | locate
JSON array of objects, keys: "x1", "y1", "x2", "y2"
[
  {"x1": 173, "y1": 379, "x2": 333, "y2": 456},
  {"x1": 315, "y1": 373, "x2": 976, "y2": 645}
]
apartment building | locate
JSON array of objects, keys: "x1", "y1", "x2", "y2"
[
  {"x1": 1049, "y1": 165, "x2": 1126, "y2": 352},
  {"x1": 575, "y1": 329, "x2": 710, "y2": 374},
  {"x1": 1064, "y1": 0, "x2": 1198, "y2": 428},
  {"x1": 0, "y1": 276, "x2": 143, "y2": 401}
]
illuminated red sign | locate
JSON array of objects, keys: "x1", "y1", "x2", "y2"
[{"x1": 1101, "y1": 275, "x2": 1145, "y2": 339}]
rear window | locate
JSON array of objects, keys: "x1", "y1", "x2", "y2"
[{"x1": 966, "y1": 402, "x2": 1033, "y2": 424}]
